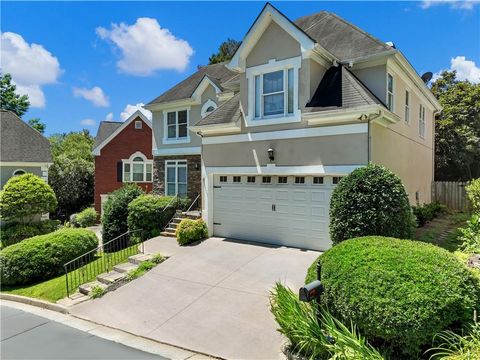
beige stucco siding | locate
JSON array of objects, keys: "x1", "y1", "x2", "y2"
[
  {"x1": 353, "y1": 65, "x2": 387, "y2": 104},
  {"x1": 202, "y1": 133, "x2": 368, "y2": 168},
  {"x1": 152, "y1": 85, "x2": 219, "y2": 150},
  {"x1": 370, "y1": 122, "x2": 433, "y2": 204}
]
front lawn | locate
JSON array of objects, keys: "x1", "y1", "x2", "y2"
[{"x1": 1, "y1": 244, "x2": 139, "y2": 302}]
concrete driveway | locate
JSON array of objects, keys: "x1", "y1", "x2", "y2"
[{"x1": 71, "y1": 236, "x2": 320, "y2": 359}]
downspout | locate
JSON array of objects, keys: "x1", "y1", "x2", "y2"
[{"x1": 366, "y1": 110, "x2": 382, "y2": 164}]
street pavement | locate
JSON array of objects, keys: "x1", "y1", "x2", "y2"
[{"x1": 1, "y1": 305, "x2": 166, "y2": 359}]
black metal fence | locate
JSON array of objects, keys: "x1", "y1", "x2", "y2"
[{"x1": 63, "y1": 229, "x2": 144, "y2": 298}]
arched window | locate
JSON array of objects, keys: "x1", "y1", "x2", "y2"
[
  {"x1": 122, "y1": 152, "x2": 153, "y2": 183},
  {"x1": 12, "y1": 169, "x2": 26, "y2": 176},
  {"x1": 201, "y1": 99, "x2": 218, "y2": 118}
]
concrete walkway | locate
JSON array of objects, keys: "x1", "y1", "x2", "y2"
[{"x1": 71, "y1": 236, "x2": 320, "y2": 359}]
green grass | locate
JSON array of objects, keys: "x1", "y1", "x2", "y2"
[
  {"x1": 126, "y1": 254, "x2": 165, "y2": 281},
  {"x1": 90, "y1": 285, "x2": 107, "y2": 299},
  {"x1": 1, "y1": 244, "x2": 139, "y2": 302}
]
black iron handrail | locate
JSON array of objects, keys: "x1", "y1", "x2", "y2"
[
  {"x1": 162, "y1": 194, "x2": 179, "y2": 212},
  {"x1": 186, "y1": 193, "x2": 201, "y2": 213},
  {"x1": 63, "y1": 229, "x2": 144, "y2": 298}
]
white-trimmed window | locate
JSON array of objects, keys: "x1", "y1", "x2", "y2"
[
  {"x1": 246, "y1": 57, "x2": 301, "y2": 126},
  {"x1": 220, "y1": 176, "x2": 228, "y2": 183},
  {"x1": 165, "y1": 160, "x2": 187, "y2": 196},
  {"x1": 419, "y1": 104, "x2": 426, "y2": 138},
  {"x1": 123, "y1": 152, "x2": 152, "y2": 183},
  {"x1": 262, "y1": 176, "x2": 271, "y2": 184},
  {"x1": 12, "y1": 169, "x2": 26, "y2": 176},
  {"x1": 277, "y1": 176, "x2": 288, "y2": 184},
  {"x1": 405, "y1": 90, "x2": 410, "y2": 124},
  {"x1": 333, "y1": 176, "x2": 343, "y2": 185},
  {"x1": 163, "y1": 109, "x2": 189, "y2": 144},
  {"x1": 294, "y1": 176, "x2": 305, "y2": 184},
  {"x1": 135, "y1": 120, "x2": 142, "y2": 129},
  {"x1": 233, "y1": 176, "x2": 241, "y2": 183},
  {"x1": 313, "y1": 176, "x2": 324, "y2": 185},
  {"x1": 387, "y1": 73, "x2": 394, "y2": 112},
  {"x1": 201, "y1": 99, "x2": 218, "y2": 118}
]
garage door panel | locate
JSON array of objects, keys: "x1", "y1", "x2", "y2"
[{"x1": 213, "y1": 178, "x2": 333, "y2": 251}]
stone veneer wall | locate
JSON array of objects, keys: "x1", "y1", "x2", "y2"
[{"x1": 153, "y1": 155, "x2": 202, "y2": 204}]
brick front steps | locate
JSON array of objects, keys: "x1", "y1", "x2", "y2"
[{"x1": 58, "y1": 253, "x2": 158, "y2": 307}]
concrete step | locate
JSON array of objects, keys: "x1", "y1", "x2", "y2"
[
  {"x1": 97, "y1": 270, "x2": 127, "y2": 285},
  {"x1": 128, "y1": 253, "x2": 155, "y2": 265},
  {"x1": 79, "y1": 281, "x2": 108, "y2": 296},
  {"x1": 168, "y1": 223, "x2": 179, "y2": 229},
  {"x1": 113, "y1": 262, "x2": 139, "y2": 273},
  {"x1": 57, "y1": 292, "x2": 90, "y2": 307},
  {"x1": 172, "y1": 218, "x2": 183, "y2": 224},
  {"x1": 166, "y1": 227, "x2": 177, "y2": 232},
  {"x1": 160, "y1": 231, "x2": 176, "y2": 238}
]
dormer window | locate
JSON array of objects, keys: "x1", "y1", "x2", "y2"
[
  {"x1": 201, "y1": 99, "x2": 218, "y2": 118},
  {"x1": 246, "y1": 56, "x2": 301, "y2": 126}
]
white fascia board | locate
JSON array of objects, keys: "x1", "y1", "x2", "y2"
[
  {"x1": 201, "y1": 123, "x2": 368, "y2": 145},
  {"x1": 228, "y1": 3, "x2": 316, "y2": 72},
  {"x1": 390, "y1": 53, "x2": 442, "y2": 112},
  {"x1": 0, "y1": 161, "x2": 53, "y2": 167},
  {"x1": 191, "y1": 76, "x2": 222, "y2": 103},
  {"x1": 145, "y1": 99, "x2": 198, "y2": 112},
  {"x1": 190, "y1": 123, "x2": 242, "y2": 136},
  {"x1": 304, "y1": 105, "x2": 381, "y2": 125},
  {"x1": 153, "y1": 146, "x2": 201, "y2": 156},
  {"x1": 205, "y1": 164, "x2": 364, "y2": 176},
  {"x1": 92, "y1": 110, "x2": 152, "y2": 156}
]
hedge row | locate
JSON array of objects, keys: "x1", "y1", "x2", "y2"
[{"x1": 0, "y1": 228, "x2": 98, "y2": 286}]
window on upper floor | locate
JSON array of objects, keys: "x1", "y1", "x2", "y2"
[
  {"x1": 419, "y1": 104, "x2": 426, "y2": 139},
  {"x1": 201, "y1": 99, "x2": 218, "y2": 118},
  {"x1": 254, "y1": 68, "x2": 294, "y2": 118},
  {"x1": 164, "y1": 109, "x2": 188, "y2": 142},
  {"x1": 405, "y1": 90, "x2": 410, "y2": 124},
  {"x1": 135, "y1": 120, "x2": 142, "y2": 129},
  {"x1": 123, "y1": 153, "x2": 152, "y2": 183},
  {"x1": 12, "y1": 169, "x2": 26, "y2": 177},
  {"x1": 387, "y1": 73, "x2": 394, "y2": 112}
]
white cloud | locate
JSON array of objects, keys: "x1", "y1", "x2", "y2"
[
  {"x1": 1, "y1": 32, "x2": 62, "y2": 107},
  {"x1": 96, "y1": 17, "x2": 194, "y2": 76},
  {"x1": 433, "y1": 56, "x2": 480, "y2": 83},
  {"x1": 80, "y1": 118, "x2": 97, "y2": 127},
  {"x1": 120, "y1": 103, "x2": 152, "y2": 121},
  {"x1": 73, "y1": 86, "x2": 109, "y2": 107},
  {"x1": 104, "y1": 112, "x2": 114, "y2": 121},
  {"x1": 421, "y1": 0, "x2": 478, "y2": 10}
]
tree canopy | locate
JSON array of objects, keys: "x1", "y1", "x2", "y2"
[
  {"x1": 28, "y1": 118, "x2": 46, "y2": 134},
  {"x1": 0, "y1": 73, "x2": 30, "y2": 117},
  {"x1": 48, "y1": 130, "x2": 95, "y2": 219},
  {"x1": 431, "y1": 71, "x2": 480, "y2": 180},
  {"x1": 208, "y1": 39, "x2": 241, "y2": 64}
]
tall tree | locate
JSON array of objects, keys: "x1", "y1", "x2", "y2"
[
  {"x1": 48, "y1": 131, "x2": 95, "y2": 220},
  {"x1": 0, "y1": 73, "x2": 30, "y2": 117},
  {"x1": 28, "y1": 118, "x2": 46, "y2": 134},
  {"x1": 208, "y1": 39, "x2": 241, "y2": 64},
  {"x1": 431, "y1": 71, "x2": 480, "y2": 181}
]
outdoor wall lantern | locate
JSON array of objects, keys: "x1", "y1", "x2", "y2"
[
  {"x1": 267, "y1": 148, "x2": 275, "y2": 162},
  {"x1": 195, "y1": 162, "x2": 200, "y2": 170}
]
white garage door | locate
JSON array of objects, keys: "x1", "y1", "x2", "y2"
[{"x1": 212, "y1": 175, "x2": 338, "y2": 251}]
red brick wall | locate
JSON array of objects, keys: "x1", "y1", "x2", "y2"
[{"x1": 94, "y1": 117, "x2": 153, "y2": 213}]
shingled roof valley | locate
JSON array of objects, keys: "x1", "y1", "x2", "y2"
[{"x1": 93, "y1": 121, "x2": 123, "y2": 149}]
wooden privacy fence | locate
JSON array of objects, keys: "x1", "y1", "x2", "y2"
[{"x1": 432, "y1": 181, "x2": 469, "y2": 211}]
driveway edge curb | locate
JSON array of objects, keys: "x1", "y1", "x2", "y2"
[{"x1": 0, "y1": 293, "x2": 69, "y2": 314}]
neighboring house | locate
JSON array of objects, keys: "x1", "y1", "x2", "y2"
[
  {"x1": 92, "y1": 111, "x2": 153, "y2": 214},
  {"x1": 146, "y1": 3, "x2": 442, "y2": 251},
  {"x1": 0, "y1": 110, "x2": 52, "y2": 189}
]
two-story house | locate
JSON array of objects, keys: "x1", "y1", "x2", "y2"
[{"x1": 147, "y1": 3, "x2": 442, "y2": 251}]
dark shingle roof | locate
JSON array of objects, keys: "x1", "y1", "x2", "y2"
[
  {"x1": 295, "y1": 11, "x2": 393, "y2": 62},
  {"x1": 147, "y1": 62, "x2": 238, "y2": 106},
  {"x1": 0, "y1": 110, "x2": 52, "y2": 163},
  {"x1": 93, "y1": 121, "x2": 122, "y2": 149},
  {"x1": 194, "y1": 94, "x2": 241, "y2": 127},
  {"x1": 306, "y1": 65, "x2": 384, "y2": 111}
]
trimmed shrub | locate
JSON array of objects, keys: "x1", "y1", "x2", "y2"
[
  {"x1": 306, "y1": 236, "x2": 480, "y2": 358},
  {"x1": 176, "y1": 219, "x2": 208, "y2": 245},
  {"x1": 329, "y1": 164, "x2": 414, "y2": 245},
  {"x1": 71, "y1": 208, "x2": 97, "y2": 228},
  {"x1": 460, "y1": 214, "x2": 480, "y2": 254},
  {"x1": 127, "y1": 195, "x2": 182, "y2": 240},
  {"x1": 0, "y1": 228, "x2": 98, "y2": 286},
  {"x1": 412, "y1": 201, "x2": 447, "y2": 227},
  {"x1": 0, "y1": 173, "x2": 57, "y2": 223},
  {"x1": 466, "y1": 178, "x2": 480, "y2": 213},
  {"x1": 102, "y1": 184, "x2": 144, "y2": 244},
  {"x1": 0, "y1": 220, "x2": 61, "y2": 248}
]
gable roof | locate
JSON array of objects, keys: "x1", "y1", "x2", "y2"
[
  {"x1": 193, "y1": 93, "x2": 241, "y2": 127},
  {"x1": 0, "y1": 110, "x2": 52, "y2": 163},
  {"x1": 306, "y1": 65, "x2": 385, "y2": 112},
  {"x1": 146, "y1": 62, "x2": 237, "y2": 107},
  {"x1": 92, "y1": 110, "x2": 152, "y2": 156},
  {"x1": 295, "y1": 11, "x2": 394, "y2": 62},
  {"x1": 93, "y1": 121, "x2": 122, "y2": 149}
]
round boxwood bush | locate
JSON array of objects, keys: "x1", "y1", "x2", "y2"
[
  {"x1": 176, "y1": 219, "x2": 208, "y2": 245},
  {"x1": 329, "y1": 164, "x2": 414, "y2": 244},
  {"x1": 71, "y1": 207, "x2": 97, "y2": 228},
  {"x1": 102, "y1": 184, "x2": 144, "y2": 244},
  {"x1": 0, "y1": 219, "x2": 61, "y2": 249},
  {"x1": 0, "y1": 173, "x2": 57, "y2": 223},
  {"x1": 306, "y1": 236, "x2": 480, "y2": 358},
  {"x1": 0, "y1": 228, "x2": 98, "y2": 286}
]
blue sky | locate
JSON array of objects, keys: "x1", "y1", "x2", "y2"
[{"x1": 2, "y1": 1, "x2": 479, "y2": 136}]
